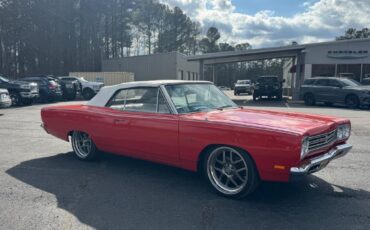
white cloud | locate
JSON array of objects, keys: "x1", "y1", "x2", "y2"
[{"x1": 160, "y1": 0, "x2": 370, "y2": 48}]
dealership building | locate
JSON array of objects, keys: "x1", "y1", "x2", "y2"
[
  {"x1": 187, "y1": 38, "x2": 370, "y2": 99},
  {"x1": 103, "y1": 38, "x2": 370, "y2": 99},
  {"x1": 102, "y1": 52, "x2": 200, "y2": 81},
  {"x1": 292, "y1": 38, "x2": 370, "y2": 81}
]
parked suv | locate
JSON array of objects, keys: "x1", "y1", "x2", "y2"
[
  {"x1": 362, "y1": 78, "x2": 370, "y2": 86},
  {"x1": 253, "y1": 75, "x2": 283, "y2": 101},
  {"x1": 59, "y1": 76, "x2": 104, "y2": 100},
  {"x1": 234, "y1": 80, "x2": 253, "y2": 95},
  {"x1": 20, "y1": 76, "x2": 62, "y2": 102},
  {"x1": 0, "y1": 75, "x2": 39, "y2": 106},
  {"x1": 300, "y1": 77, "x2": 370, "y2": 109},
  {"x1": 0, "y1": 88, "x2": 12, "y2": 108}
]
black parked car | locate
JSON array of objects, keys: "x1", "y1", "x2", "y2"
[
  {"x1": 57, "y1": 77, "x2": 80, "y2": 100},
  {"x1": 362, "y1": 78, "x2": 370, "y2": 86},
  {"x1": 253, "y1": 75, "x2": 284, "y2": 101},
  {"x1": 300, "y1": 77, "x2": 370, "y2": 109},
  {"x1": 20, "y1": 76, "x2": 62, "y2": 102},
  {"x1": 0, "y1": 75, "x2": 39, "y2": 106}
]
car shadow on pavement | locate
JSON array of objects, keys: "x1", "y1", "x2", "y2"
[{"x1": 6, "y1": 152, "x2": 370, "y2": 230}]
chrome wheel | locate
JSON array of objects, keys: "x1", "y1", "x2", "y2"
[
  {"x1": 72, "y1": 132, "x2": 92, "y2": 159},
  {"x1": 207, "y1": 147, "x2": 249, "y2": 195}
]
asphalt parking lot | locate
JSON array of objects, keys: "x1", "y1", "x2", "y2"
[{"x1": 1, "y1": 96, "x2": 370, "y2": 230}]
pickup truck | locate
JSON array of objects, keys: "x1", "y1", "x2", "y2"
[{"x1": 0, "y1": 75, "x2": 39, "y2": 106}]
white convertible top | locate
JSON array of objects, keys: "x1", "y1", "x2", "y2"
[{"x1": 87, "y1": 80, "x2": 211, "y2": 107}]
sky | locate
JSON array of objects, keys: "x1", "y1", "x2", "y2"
[{"x1": 160, "y1": 0, "x2": 370, "y2": 48}]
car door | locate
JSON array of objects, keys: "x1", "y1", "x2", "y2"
[
  {"x1": 327, "y1": 79, "x2": 344, "y2": 103},
  {"x1": 314, "y1": 79, "x2": 331, "y2": 102},
  {"x1": 105, "y1": 86, "x2": 180, "y2": 166}
]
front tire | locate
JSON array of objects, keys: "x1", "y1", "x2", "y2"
[
  {"x1": 345, "y1": 94, "x2": 360, "y2": 109},
  {"x1": 203, "y1": 146, "x2": 260, "y2": 199},
  {"x1": 22, "y1": 98, "x2": 33, "y2": 106},
  {"x1": 10, "y1": 93, "x2": 21, "y2": 106},
  {"x1": 304, "y1": 93, "x2": 315, "y2": 106},
  {"x1": 71, "y1": 131, "x2": 99, "y2": 161}
]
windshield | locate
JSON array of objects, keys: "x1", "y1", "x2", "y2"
[
  {"x1": 236, "y1": 80, "x2": 250, "y2": 84},
  {"x1": 341, "y1": 78, "x2": 361, "y2": 87},
  {"x1": 340, "y1": 73, "x2": 354, "y2": 77},
  {"x1": 165, "y1": 84, "x2": 237, "y2": 114},
  {"x1": 78, "y1": 77, "x2": 88, "y2": 82},
  {"x1": 257, "y1": 77, "x2": 278, "y2": 83},
  {"x1": 0, "y1": 76, "x2": 9, "y2": 82}
]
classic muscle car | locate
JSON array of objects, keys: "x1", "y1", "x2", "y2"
[{"x1": 41, "y1": 80, "x2": 352, "y2": 198}]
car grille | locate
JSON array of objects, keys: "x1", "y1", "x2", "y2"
[
  {"x1": 30, "y1": 84, "x2": 38, "y2": 93},
  {"x1": 308, "y1": 129, "x2": 337, "y2": 151}
]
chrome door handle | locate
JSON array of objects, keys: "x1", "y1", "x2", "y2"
[{"x1": 113, "y1": 119, "x2": 127, "y2": 125}]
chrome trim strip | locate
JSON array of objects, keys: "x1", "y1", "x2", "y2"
[{"x1": 291, "y1": 143, "x2": 352, "y2": 175}]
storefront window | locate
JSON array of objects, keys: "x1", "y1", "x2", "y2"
[
  {"x1": 363, "y1": 64, "x2": 370, "y2": 80},
  {"x1": 337, "y1": 64, "x2": 361, "y2": 82},
  {"x1": 312, "y1": 64, "x2": 335, "y2": 77}
]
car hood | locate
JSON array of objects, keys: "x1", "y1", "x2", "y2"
[
  {"x1": 344, "y1": 85, "x2": 370, "y2": 91},
  {"x1": 10, "y1": 80, "x2": 30, "y2": 85},
  {"x1": 181, "y1": 108, "x2": 348, "y2": 136},
  {"x1": 89, "y1": 81, "x2": 104, "y2": 85}
]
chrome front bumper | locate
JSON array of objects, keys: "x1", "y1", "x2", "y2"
[{"x1": 290, "y1": 143, "x2": 352, "y2": 179}]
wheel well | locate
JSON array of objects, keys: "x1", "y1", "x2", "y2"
[
  {"x1": 83, "y1": 87, "x2": 94, "y2": 93},
  {"x1": 67, "y1": 130, "x2": 75, "y2": 141},
  {"x1": 8, "y1": 89, "x2": 19, "y2": 95},
  {"x1": 304, "y1": 92, "x2": 313, "y2": 98},
  {"x1": 196, "y1": 144, "x2": 258, "y2": 174},
  {"x1": 345, "y1": 93, "x2": 358, "y2": 101}
]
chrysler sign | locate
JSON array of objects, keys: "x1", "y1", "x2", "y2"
[{"x1": 327, "y1": 50, "x2": 369, "y2": 59}]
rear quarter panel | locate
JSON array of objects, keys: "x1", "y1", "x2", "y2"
[{"x1": 41, "y1": 105, "x2": 92, "y2": 142}]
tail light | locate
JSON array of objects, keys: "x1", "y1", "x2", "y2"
[{"x1": 48, "y1": 82, "x2": 57, "y2": 90}]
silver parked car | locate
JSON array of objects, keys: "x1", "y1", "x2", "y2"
[
  {"x1": 0, "y1": 88, "x2": 12, "y2": 108},
  {"x1": 300, "y1": 77, "x2": 370, "y2": 108},
  {"x1": 234, "y1": 80, "x2": 253, "y2": 95}
]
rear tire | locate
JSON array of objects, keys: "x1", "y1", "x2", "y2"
[
  {"x1": 71, "y1": 131, "x2": 99, "y2": 161},
  {"x1": 203, "y1": 146, "x2": 260, "y2": 199},
  {"x1": 304, "y1": 93, "x2": 315, "y2": 106},
  {"x1": 345, "y1": 94, "x2": 360, "y2": 109}
]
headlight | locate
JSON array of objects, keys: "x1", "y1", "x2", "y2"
[
  {"x1": 337, "y1": 124, "x2": 351, "y2": 140},
  {"x1": 20, "y1": 84, "x2": 30, "y2": 89},
  {"x1": 300, "y1": 137, "x2": 309, "y2": 159}
]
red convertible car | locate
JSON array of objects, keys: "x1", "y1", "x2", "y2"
[{"x1": 41, "y1": 80, "x2": 352, "y2": 198}]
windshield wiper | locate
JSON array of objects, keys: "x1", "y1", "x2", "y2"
[{"x1": 215, "y1": 105, "x2": 233, "y2": 110}]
